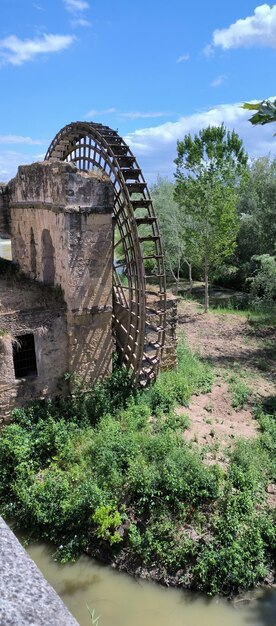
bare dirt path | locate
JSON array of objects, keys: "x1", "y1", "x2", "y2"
[{"x1": 176, "y1": 299, "x2": 276, "y2": 457}]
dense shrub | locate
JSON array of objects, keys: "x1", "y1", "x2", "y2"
[
  {"x1": 247, "y1": 254, "x2": 276, "y2": 312},
  {"x1": 149, "y1": 340, "x2": 213, "y2": 415},
  {"x1": 0, "y1": 346, "x2": 275, "y2": 595}
]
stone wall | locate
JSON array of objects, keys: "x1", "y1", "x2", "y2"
[
  {"x1": 0, "y1": 282, "x2": 68, "y2": 422},
  {"x1": 1, "y1": 159, "x2": 177, "y2": 420},
  {"x1": 0, "y1": 517, "x2": 79, "y2": 625},
  {"x1": 8, "y1": 161, "x2": 113, "y2": 387}
]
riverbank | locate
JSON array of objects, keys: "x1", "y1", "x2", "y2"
[{"x1": 0, "y1": 300, "x2": 275, "y2": 597}]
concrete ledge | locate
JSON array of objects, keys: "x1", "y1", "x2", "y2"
[{"x1": 0, "y1": 517, "x2": 79, "y2": 625}]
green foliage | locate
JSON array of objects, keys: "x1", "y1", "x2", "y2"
[
  {"x1": 243, "y1": 99, "x2": 276, "y2": 131},
  {"x1": 151, "y1": 176, "x2": 193, "y2": 289},
  {"x1": 92, "y1": 505, "x2": 123, "y2": 545},
  {"x1": 238, "y1": 157, "x2": 276, "y2": 258},
  {"x1": 0, "y1": 344, "x2": 275, "y2": 595},
  {"x1": 149, "y1": 339, "x2": 213, "y2": 415},
  {"x1": 65, "y1": 357, "x2": 136, "y2": 425},
  {"x1": 222, "y1": 156, "x2": 276, "y2": 293},
  {"x1": 195, "y1": 514, "x2": 269, "y2": 595},
  {"x1": 226, "y1": 372, "x2": 251, "y2": 409},
  {"x1": 174, "y1": 124, "x2": 248, "y2": 311},
  {"x1": 87, "y1": 606, "x2": 101, "y2": 626},
  {"x1": 129, "y1": 513, "x2": 195, "y2": 569},
  {"x1": 247, "y1": 254, "x2": 276, "y2": 312},
  {"x1": 255, "y1": 407, "x2": 276, "y2": 482},
  {"x1": 194, "y1": 431, "x2": 276, "y2": 594}
]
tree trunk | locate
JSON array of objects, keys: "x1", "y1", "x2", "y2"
[
  {"x1": 168, "y1": 257, "x2": 180, "y2": 295},
  {"x1": 175, "y1": 256, "x2": 181, "y2": 295},
  {"x1": 188, "y1": 262, "x2": 193, "y2": 293},
  {"x1": 204, "y1": 255, "x2": 209, "y2": 313},
  {"x1": 183, "y1": 258, "x2": 193, "y2": 294}
]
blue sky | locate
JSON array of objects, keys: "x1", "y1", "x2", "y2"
[{"x1": 0, "y1": 1, "x2": 275, "y2": 183}]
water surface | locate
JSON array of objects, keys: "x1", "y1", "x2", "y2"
[{"x1": 26, "y1": 542, "x2": 276, "y2": 626}]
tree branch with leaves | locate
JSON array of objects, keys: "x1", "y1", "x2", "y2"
[{"x1": 243, "y1": 99, "x2": 276, "y2": 133}]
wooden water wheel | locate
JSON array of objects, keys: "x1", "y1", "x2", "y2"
[{"x1": 45, "y1": 122, "x2": 166, "y2": 383}]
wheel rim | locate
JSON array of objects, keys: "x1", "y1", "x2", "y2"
[{"x1": 45, "y1": 121, "x2": 166, "y2": 382}]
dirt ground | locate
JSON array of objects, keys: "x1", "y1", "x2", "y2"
[{"x1": 176, "y1": 299, "x2": 276, "y2": 460}]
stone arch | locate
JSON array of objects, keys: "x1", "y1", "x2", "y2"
[
  {"x1": 41, "y1": 229, "x2": 55, "y2": 286},
  {"x1": 30, "y1": 227, "x2": 37, "y2": 278}
]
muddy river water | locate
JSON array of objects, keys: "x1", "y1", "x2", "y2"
[{"x1": 25, "y1": 542, "x2": 276, "y2": 626}]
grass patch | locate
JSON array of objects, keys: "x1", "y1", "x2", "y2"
[
  {"x1": 182, "y1": 289, "x2": 276, "y2": 327},
  {"x1": 247, "y1": 308, "x2": 276, "y2": 328},
  {"x1": 226, "y1": 372, "x2": 252, "y2": 409},
  {"x1": 148, "y1": 339, "x2": 213, "y2": 415},
  {"x1": 210, "y1": 305, "x2": 249, "y2": 316}
]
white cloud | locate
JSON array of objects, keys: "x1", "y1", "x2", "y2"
[
  {"x1": 86, "y1": 107, "x2": 116, "y2": 118},
  {"x1": 124, "y1": 100, "x2": 276, "y2": 182},
  {"x1": 71, "y1": 18, "x2": 91, "y2": 27},
  {"x1": 0, "y1": 150, "x2": 43, "y2": 181},
  {"x1": 0, "y1": 135, "x2": 47, "y2": 145},
  {"x1": 212, "y1": 4, "x2": 276, "y2": 50},
  {"x1": 203, "y1": 43, "x2": 214, "y2": 57},
  {"x1": 85, "y1": 108, "x2": 174, "y2": 121},
  {"x1": 2, "y1": 101, "x2": 276, "y2": 185},
  {"x1": 119, "y1": 111, "x2": 171, "y2": 120},
  {"x1": 176, "y1": 53, "x2": 190, "y2": 63},
  {"x1": 0, "y1": 34, "x2": 75, "y2": 66},
  {"x1": 211, "y1": 74, "x2": 228, "y2": 87},
  {"x1": 64, "y1": 0, "x2": 89, "y2": 13}
]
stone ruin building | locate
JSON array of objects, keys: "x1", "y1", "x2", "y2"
[{"x1": 0, "y1": 122, "x2": 177, "y2": 421}]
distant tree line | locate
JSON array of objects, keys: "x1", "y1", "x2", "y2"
[{"x1": 150, "y1": 124, "x2": 276, "y2": 313}]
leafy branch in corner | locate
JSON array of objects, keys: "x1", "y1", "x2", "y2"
[{"x1": 243, "y1": 99, "x2": 276, "y2": 133}]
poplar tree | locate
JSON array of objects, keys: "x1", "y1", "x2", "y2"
[{"x1": 174, "y1": 124, "x2": 248, "y2": 311}]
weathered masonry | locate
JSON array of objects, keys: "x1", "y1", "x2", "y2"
[
  {"x1": 0, "y1": 122, "x2": 177, "y2": 422},
  {"x1": 0, "y1": 161, "x2": 113, "y2": 420},
  {"x1": 0, "y1": 516, "x2": 79, "y2": 625}
]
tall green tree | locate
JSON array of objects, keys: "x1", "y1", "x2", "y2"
[
  {"x1": 174, "y1": 124, "x2": 248, "y2": 311},
  {"x1": 151, "y1": 176, "x2": 193, "y2": 293}
]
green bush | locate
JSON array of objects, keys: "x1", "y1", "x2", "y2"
[
  {"x1": 92, "y1": 505, "x2": 123, "y2": 545},
  {"x1": 248, "y1": 254, "x2": 276, "y2": 311},
  {"x1": 0, "y1": 344, "x2": 275, "y2": 595},
  {"x1": 149, "y1": 340, "x2": 213, "y2": 415}
]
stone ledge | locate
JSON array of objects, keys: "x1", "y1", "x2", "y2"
[{"x1": 0, "y1": 517, "x2": 79, "y2": 626}]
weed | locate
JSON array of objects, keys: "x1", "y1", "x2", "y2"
[
  {"x1": 225, "y1": 371, "x2": 251, "y2": 409},
  {"x1": 149, "y1": 339, "x2": 213, "y2": 416},
  {"x1": 87, "y1": 607, "x2": 101, "y2": 625},
  {"x1": 247, "y1": 309, "x2": 276, "y2": 328},
  {"x1": 92, "y1": 505, "x2": 123, "y2": 545}
]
